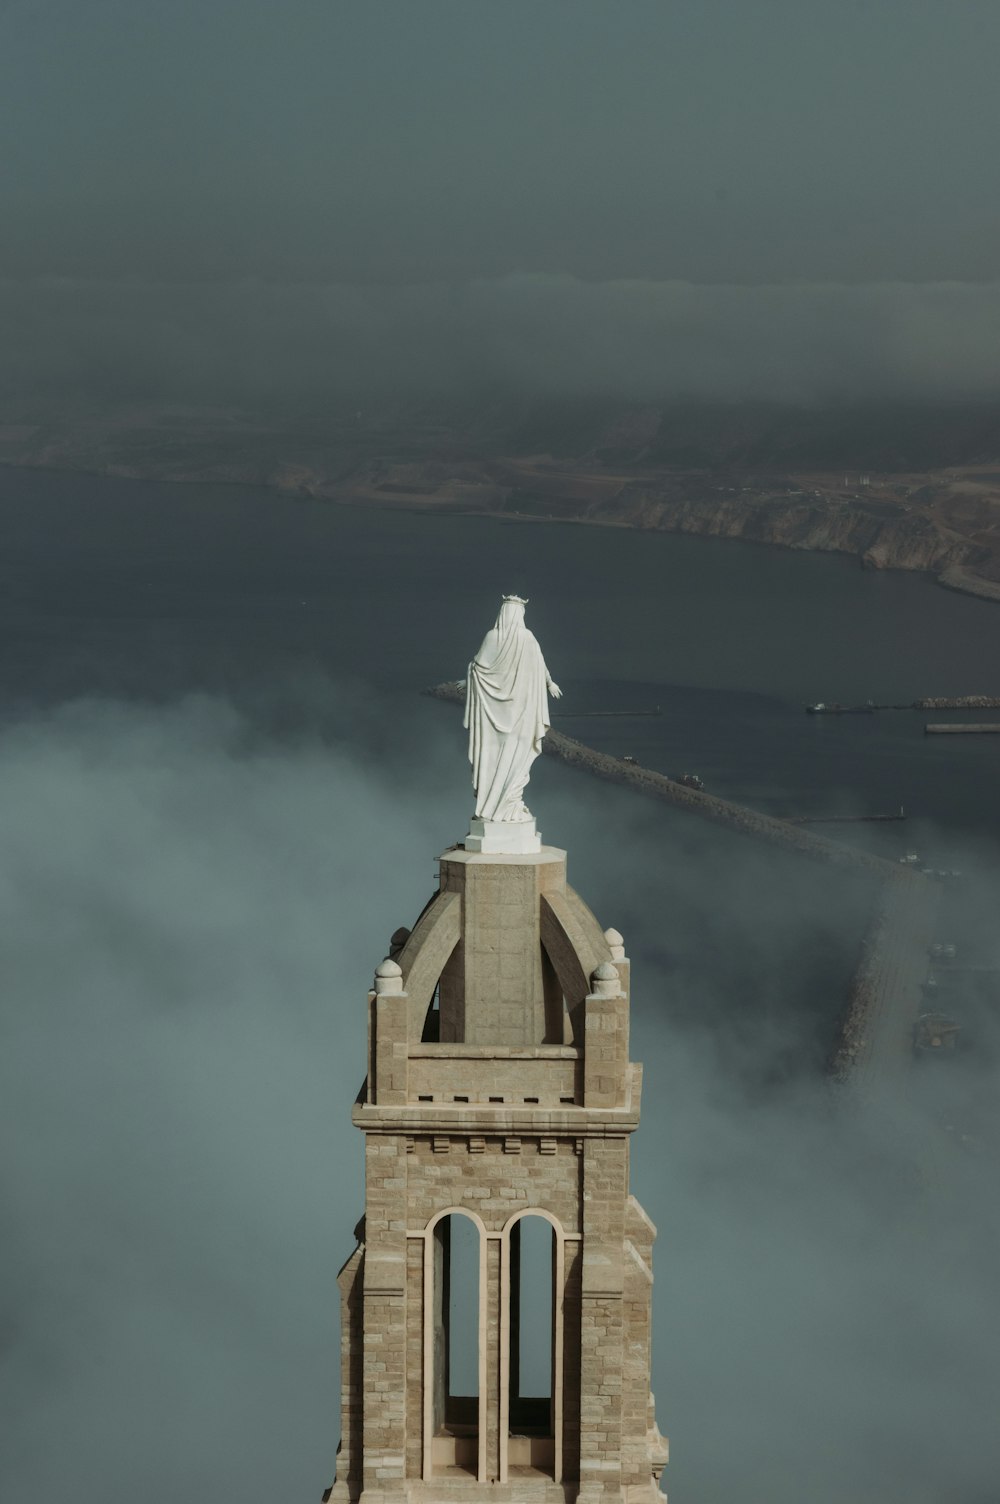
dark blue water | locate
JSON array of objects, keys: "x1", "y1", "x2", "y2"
[{"x1": 3, "y1": 464, "x2": 999, "y2": 855}]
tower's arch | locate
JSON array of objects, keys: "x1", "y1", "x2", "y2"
[
  {"x1": 499, "y1": 1208, "x2": 566, "y2": 1482},
  {"x1": 421, "y1": 1207, "x2": 488, "y2": 1482}
]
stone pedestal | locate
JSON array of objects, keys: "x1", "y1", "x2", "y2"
[{"x1": 464, "y1": 815, "x2": 541, "y2": 854}]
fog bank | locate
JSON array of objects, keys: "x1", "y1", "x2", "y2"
[
  {"x1": 4, "y1": 275, "x2": 1000, "y2": 411},
  {"x1": 2, "y1": 695, "x2": 999, "y2": 1502}
]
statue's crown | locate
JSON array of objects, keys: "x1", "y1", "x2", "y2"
[{"x1": 502, "y1": 593, "x2": 529, "y2": 605}]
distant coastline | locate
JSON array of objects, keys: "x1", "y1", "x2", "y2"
[{"x1": 3, "y1": 401, "x2": 1000, "y2": 603}]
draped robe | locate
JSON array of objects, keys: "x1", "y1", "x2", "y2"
[{"x1": 464, "y1": 601, "x2": 552, "y2": 822}]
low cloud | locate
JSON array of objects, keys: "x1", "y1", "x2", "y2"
[
  {"x1": 2, "y1": 695, "x2": 999, "y2": 1503},
  {"x1": 3, "y1": 274, "x2": 1000, "y2": 411}
]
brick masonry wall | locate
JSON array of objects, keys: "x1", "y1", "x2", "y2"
[
  {"x1": 335, "y1": 1247, "x2": 364, "y2": 1494},
  {"x1": 405, "y1": 1134, "x2": 584, "y2": 1233},
  {"x1": 341, "y1": 1125, "x2": 662, "y2": 1501},
  {"x1": 335, "y1": 840, "x2": 665, "y2": 1502},
  {"x1": 406, "y1": 1053, "x2": 579, "y2": 1105}
]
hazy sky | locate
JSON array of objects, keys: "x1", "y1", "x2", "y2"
[
  {"x1": 2, "y1": 0, "x2": 999, "y2": 284},
  {"x1": 1, "y1": 2, "x2": 999, "y2": 405}
]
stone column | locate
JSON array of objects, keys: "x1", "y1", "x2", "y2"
[
  {"x1": 484, "y1": 1234, "x2": 502, "y2": 1480},
  {"x1": 331, "y1": 1246, "x2": 364, "y2": 1500},
  {"x1": 360, "y1": 1126, "x2": 408, "y2": 1500},
  {"x1": 578, "y1": 1133, "x2": 628, "y2": 1504}
]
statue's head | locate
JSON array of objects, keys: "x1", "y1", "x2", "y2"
[{"x1": 496, "y1": 593, "x2": 527, "y2": 633}]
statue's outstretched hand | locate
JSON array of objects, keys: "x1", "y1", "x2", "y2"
[{"x1": 548, "y1": 681, "x2": 562, "y2": 700}]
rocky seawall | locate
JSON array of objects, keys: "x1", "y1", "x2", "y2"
[{"x1": 830, "y1": 873, "x2": 940, "y2": 1087}]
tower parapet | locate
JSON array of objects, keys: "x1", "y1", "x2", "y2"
[{"x1": 326, "y1": 843, "x2": 668, "y2": 1504}]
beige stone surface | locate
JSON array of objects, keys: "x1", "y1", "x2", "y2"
[{"x1": 325, "y1": 845, "x2": 667, "y2": 1504}]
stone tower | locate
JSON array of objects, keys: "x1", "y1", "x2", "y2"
[{"x1": 326, "y1": 842, "x2": 668, "y2": 1504}]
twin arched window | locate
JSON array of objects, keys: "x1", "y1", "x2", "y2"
[{"x1": 422, "y1": 1207, "x2": 564, "y2": 1484}]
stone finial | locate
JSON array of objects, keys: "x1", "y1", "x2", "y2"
[
  {"x1": 389, "y1": 926, "x2": 411, "y2": 960},
  {"x1": 604, "y1": 927, "x2": 626, "y2": 961},
  {"x1": 592, "y1": 960, "x2": 621, "y2": 997},
  {"x1": 374, "y1": 957, "x2": 404, "y2": 995}
]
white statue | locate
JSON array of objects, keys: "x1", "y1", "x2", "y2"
[{"x1": 463, "y1": 596, "x2": 561, "y2": 847}]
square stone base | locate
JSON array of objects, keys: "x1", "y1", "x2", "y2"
[{"x1": 464, "y1": 815, "x2": 542, "y2": 854}]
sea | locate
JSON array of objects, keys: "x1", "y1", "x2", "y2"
[{"x1": 4, "y1": 463, "x2": 1000, "y2": 851}]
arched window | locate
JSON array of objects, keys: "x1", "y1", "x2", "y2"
[
  {"x1": 510, "y1": 1216, "x2": 553, "y2": 1432},
  {"x1": 501, "y1": 1211, "x2": 564, "y2": 1482},
  {"x1": 424, "y1": 1210, "x2": 486, "y2": 1481}
]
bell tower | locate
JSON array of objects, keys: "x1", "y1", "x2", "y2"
[{"x1": 325, "y1": 840, "x2": 668, "y2": 1504}]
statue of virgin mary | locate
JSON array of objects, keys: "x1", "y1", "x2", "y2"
[{"x1": 463, "y1": 595, "x2": 561, "y2": 825}]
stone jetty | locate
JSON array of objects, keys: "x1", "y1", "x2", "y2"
[
  {"x1": 426, "y1": 681, "x2": 940, "y2": 1088},
  {"x1": 829, "y1": 872, "x2": 941, "y2": 1086},
  {"x1": 426, "y1": 681, "x2": 898, "y2": 877}
]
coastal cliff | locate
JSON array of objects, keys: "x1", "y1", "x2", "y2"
[
  {"x1": 587, "y1": 488, "x2": 973, "y2": 574},
  {"x1": 2, "y1": 396, "x2": 998, "y2": 596}
]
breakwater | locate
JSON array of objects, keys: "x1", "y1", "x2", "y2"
[
  {"x1": 916, "y1": 695, "x2": 1000, "y2": 709},
  {"x1": 779, "y1": 811, "x2": 906, "y2": 825},
  {"x1": 830, "y1": 873, "x2": 941, "y2": 1087},
  {"x1": 808, "y1": 695, "x2": 1000, "y2": 714},
  {"x1": 427, "y1": 682, "x2": 939, "y2": 1085},
  {"x1": 925, "y1": 722, "x2": 1000, "y2": 735},
  {"x1": 426, "y1": 681, "x2": 898, "y2": 878},
  {"x1": 552, "y1": 708, "x2": 661, "y2": 719}
]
